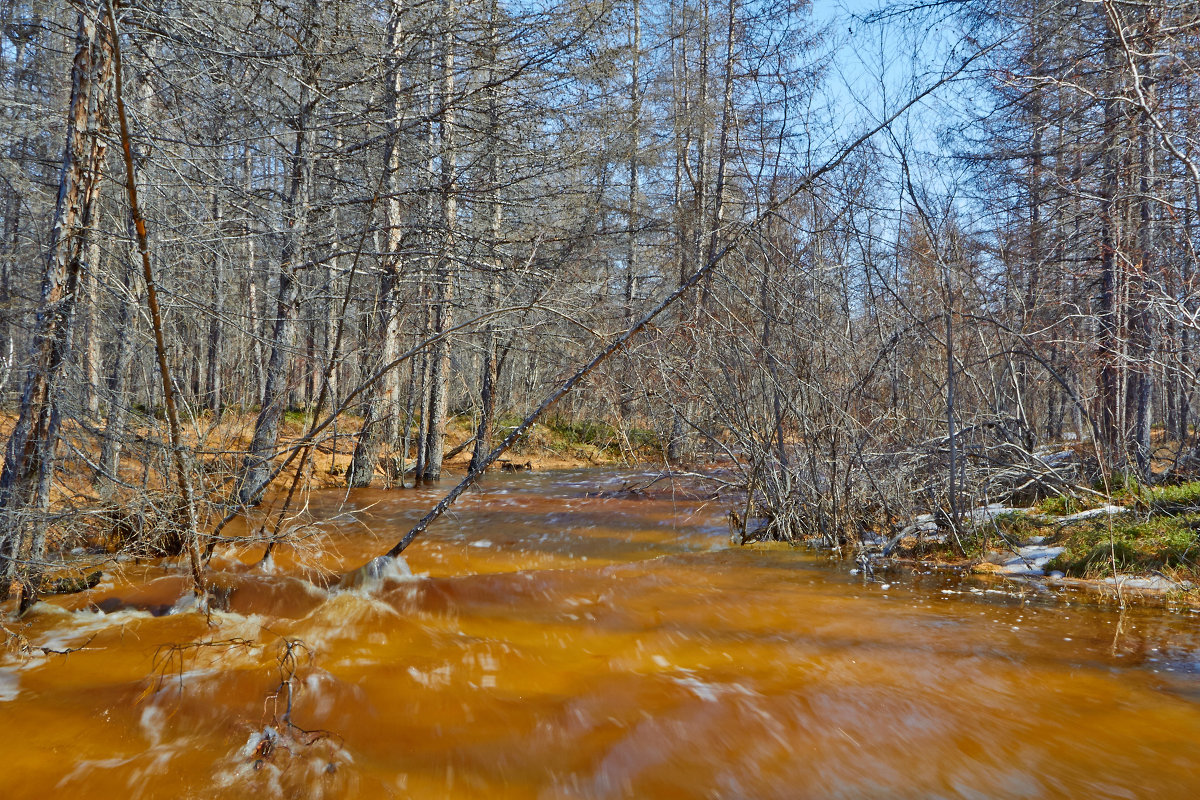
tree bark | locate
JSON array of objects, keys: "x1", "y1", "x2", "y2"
[
  {"x1": 471, "y1": 0, "x2": 504, "y2": 475},
  {"x1": 0, "y1": 2, "x2": 113, "y2": 605},
  {"x1": 348, "y1": 1, "x2": 407, "y2": 488},
  {"x1": 422, "y1": 0, "x2": 458, "y2": 482},
  {"x1": 239, "y1": 1, "x2": 319, "y2": 504}
]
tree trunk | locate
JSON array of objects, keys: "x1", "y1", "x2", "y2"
[
  {"x1": 206, "y1": 188, "x2": 224, "y2": 414},
  {"x1": 348, "y1": 1, "x2": 407, "y2": 488},
  {"x1": 98, "y1": 255, "x2": 135, "y2": 482},
  {"x1": 0, "y1": 2, "x2": 113, "y2": 604},
  {"x1": 1097, "y1": 8, "x2": 1122, "y2": 467},
  {"x1": 471, "y1": 0, "x2": 504, "y2": 475},
  {"x1": 619, "y1": 0, "x2": 642, "y2": 423},
  {"x1": 239, "y1": 2, "x2": 319, "y2": 504},
  {"x1": 423, "y1": 0, "x2": 457, "y2": 482},
  {"x1": 1133, "y1": 57, "x2": 1155, "y2": 481}
]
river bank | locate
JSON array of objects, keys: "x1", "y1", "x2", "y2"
[
  {"x1": 5, "y1": 403, "x2": 1197, "y2": 613},
  {"x1": 862, "y1": 492, "x2": 1200, "y2": 608}
]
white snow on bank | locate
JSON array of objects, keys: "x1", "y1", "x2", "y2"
[
  {"x1": 992, "y1": 545, "x2": 1066, "y2": 576},
  {"x1": 965, "y1": 504, "x2": 1022, "y2": 524},
  {"x1": 1058, "y1": 505, "x2": 1130, "y2": 523},
  {"x1": 1098, "y1": 575, "x2": 1194, "y2": 592},
  {"x1": 911, "y1": 514, "x2": 938, "y2": 533}
]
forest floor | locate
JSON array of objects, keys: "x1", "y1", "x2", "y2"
[
  {"x1": 298, "y1": 412, "x2": 658, "y2": 487},
  {"x1": 0, "y1": 407, "x2": 655, "y2": 507}
]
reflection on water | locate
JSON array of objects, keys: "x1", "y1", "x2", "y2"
[{"x1": 3, "y1": 469, "x2": 1200, "y2": 798}]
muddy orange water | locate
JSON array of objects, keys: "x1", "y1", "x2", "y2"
[{"x1": 3, "y1": 470, "x2": 1200, "y2": 799}]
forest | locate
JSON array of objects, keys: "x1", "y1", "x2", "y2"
[{"x1": 2, "y1": 0, "x2": 1200, "y2": 606}]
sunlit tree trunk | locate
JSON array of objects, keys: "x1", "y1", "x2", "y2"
[
  {"x1": 349, "y1": 0, "x2": 408, "y2": 488},
  {"x1": 0, "y1": 1, "x2": 113, "y2": 602},
  {"x1": 423, "y1": 0, "x2": 457, "y2": 482},
  {"x1": 471, "y1": 0, "x2": 505, "y2": 474}
]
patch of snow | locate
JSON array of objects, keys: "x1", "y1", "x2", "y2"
[
  {"x1": 1059, "y1": 505, "x2": 1129, "y2": 523},
  {"x1": 1099, "y1": 575, "x2": 1193, "y2": 592},
  {"x1": 965, "y1": 504, "x2": 1020, "y2": 524},
  {"x1": 993, "y1": 545, "x2": 1065, "y2": 576},
  {"x1": 1039, "y1": 449, "x2": 1078, "y2": 466}
]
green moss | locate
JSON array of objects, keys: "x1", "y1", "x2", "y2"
[
  {"x1": 991, "y1": 511, "x2": 1054, "y2": 540},
  {"x1": 1045, "y1": 513, "x2": 1200, "y2": 578},
  {"x1": 544, "y1": 416, "x2": 618, "y2": 447},
  {"x1": 1038, "y1": 495, "x2": 1081, "y2": 516},
  {"x1": 540, "y1": 416, "x2": 662, "y2": 457},
  {"x1": 283, "y1": 408, "x2": 311, "y2": 426},
  {"x1": 1147, "y1": 481, "x2": 1200, "y2": 508}
]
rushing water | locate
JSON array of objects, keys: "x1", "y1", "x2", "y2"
[{"x1": 3, "y1": 469, "x2": 1200, "y2": 799}]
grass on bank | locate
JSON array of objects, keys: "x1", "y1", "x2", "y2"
[
  {"x1": 1039, "y1": 513, "x2": 1200, "y2": 579},
  {"x1": 496, "y1": 414, "x2": 662, "y2": 461},
  {"x1": 995, "y1": 479, "x2": 1200, "y2": 580},
  {"x1": 888, "y1": 480, "x2": 1200, "y2": 585}
]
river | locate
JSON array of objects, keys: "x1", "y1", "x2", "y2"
[{"x1": 2, "y1": 469, "x2": 1200, "y2": 798}]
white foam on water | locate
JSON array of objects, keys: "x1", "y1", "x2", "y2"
[
  {"x1": 294, "y1": 587, "x2": 402, "y2": 656},
  {"x1": 336, "y1": 555, "x2": 421, "y2": 596},
  {"x1": 140, "y1": 702, "x2": 168, "y2": 746},
  {"x1": 408, "y1": 664, "x2": 454, "y2": 689},
  {"x1": 0, "y1": 668, "x2": 19, "y2": 701},
  {"x1": 214, "y1": 723, "x2": 358, "y2": 799},
  {"x1": 31, "y1": 605, "x2": 153, "y2": 654}
]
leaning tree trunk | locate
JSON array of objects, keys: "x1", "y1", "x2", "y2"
[
  {"x1": 94, "y1": 29, "x2": 157, "y2": 484},
  {"x1": 0, "y1": 2, "x2": 113, "y2": 605}
]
